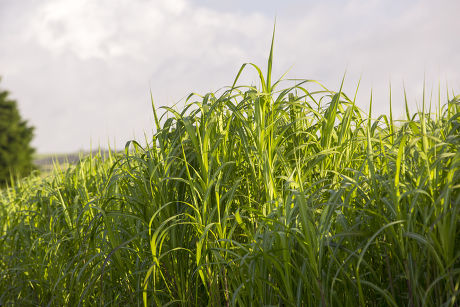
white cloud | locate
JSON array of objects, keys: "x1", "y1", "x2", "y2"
[
  {"x1": 0, "y1": 0, "x2": 458, "y2": 152},
  {"x1": 30, "y1": 0, "x2": 166, "y2": 59}
]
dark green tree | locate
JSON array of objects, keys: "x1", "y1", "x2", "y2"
[{"x1": 0, "y1": 77, "x2": 35, "y2": 186}]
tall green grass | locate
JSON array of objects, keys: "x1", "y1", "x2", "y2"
[{"x1": 1, "y1": 39, "x2": 459, "y2": 306}]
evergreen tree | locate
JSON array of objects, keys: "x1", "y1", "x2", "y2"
[{"x1": 0, "y1": 77, "x2": 35, "y2": 186}]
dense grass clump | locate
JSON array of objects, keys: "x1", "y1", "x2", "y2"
[{"x1": 1, "y1": 44, "x2": 459, "y2": 306}]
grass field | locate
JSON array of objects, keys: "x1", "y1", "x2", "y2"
[{"x1": 1, "y1": 41, "x2": 459, "y2": 306}]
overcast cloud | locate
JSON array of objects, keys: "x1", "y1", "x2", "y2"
[{"x1": 0, "y1": 0, "x2": 459, "y2": 153}]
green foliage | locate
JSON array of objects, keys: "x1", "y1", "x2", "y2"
[
  {"x1": 0, "y1": 78, "x2": 35, "y2": 186},
  {"x1": 0, "y1": 49, "x2": 459, "y2": 305}
]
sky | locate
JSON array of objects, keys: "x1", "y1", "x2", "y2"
[{"x1": 0, "y1": 0, "x2": 459, "y2": 153}]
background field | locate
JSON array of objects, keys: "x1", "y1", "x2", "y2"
[{"x1": 34, "y1": 150, "x2": 113, "y2": 176}]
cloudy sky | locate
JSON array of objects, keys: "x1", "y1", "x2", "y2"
[{"x1": 0, "y1": 0, "x2": 459, "y2": 153}]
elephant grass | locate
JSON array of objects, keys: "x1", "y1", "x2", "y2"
[{"x1": 1, "y1": 43, "x2": 459, "y2": 306}]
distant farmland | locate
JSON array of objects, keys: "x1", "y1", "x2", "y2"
[{"x1": 34, "y1": 150, "x2": 113, "y2": 174}]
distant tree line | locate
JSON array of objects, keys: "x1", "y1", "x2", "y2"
[{"x1": 0, "y1": 77, "x2": 35, "y2": 186}]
